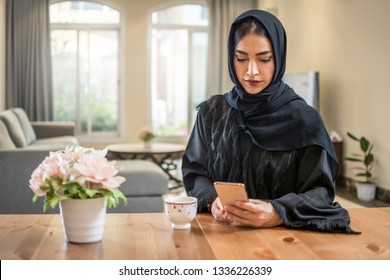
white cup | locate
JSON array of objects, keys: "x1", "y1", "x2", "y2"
[{"x1": 164, "y1": 196, "x2": 198, "y2": 230}]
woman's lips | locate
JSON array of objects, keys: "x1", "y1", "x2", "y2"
[{"x1": 244, "y1": 80, "x2": 261, "y2": 87}]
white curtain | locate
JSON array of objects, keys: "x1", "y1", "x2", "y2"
[
  {"x1": 6, "y1": 0, "x2": 53, "y2": 121},
  {"x1": 206, "y1": 0, "x2": 257, "y2": 97}
]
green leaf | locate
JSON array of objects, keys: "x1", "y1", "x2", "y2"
[
  {"x1": 49, "y1": 196, "x2": 61, "y2": 209},
  {"x1": 360, "y1": 137, "x2": 369, "y2": 152},
  {"x1": 85, "y1": 189, "x2": 99, "y2": 198},
  {"x1": 40, "y1": 185, "x2": 50, "y2": 192},
  {"x1": 43, "y1": 201, "x2": 49, "y2": 212},
  {"x1": 105, "y1": 189, "x2": 127, "y2": 208},
  {"x1": 347, "y1": 132, "x2": 359, "y2": 141},
  {"x1": 115, "y1": 189, "x2": 128, "y2": 206},
  {"x1": 78, "y1": 192, "x2": 88, "y2": 199},
  {"x1": 106, "y1": 195, "x2": 116, "y2": 208},
  {"x1": 364, "y1": 154, "x2": 374, "y2": 166},
  {"x1": 352, "y1": 167, "x2": 365, "y2": 170},
  {"x1": 356, "y1": 172, "x2": 372, "y2": 178},
  {"x1": 350, "y1": 153, "x2": 362, "y2": 157},
  {"x1": 345, "y1": 157, "x2": 363, "y2": 162},
  {"x1": 69, "y1": 186, "x2": 79, "y2": 195}
]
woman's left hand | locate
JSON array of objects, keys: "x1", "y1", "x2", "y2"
[{"x1": 224, "y1": 199, "x2": 283, "y2": 228}]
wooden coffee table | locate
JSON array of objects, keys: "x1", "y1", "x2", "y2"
[{"x1": 1, "y1": 207, "x2": 390, "y2": 260}]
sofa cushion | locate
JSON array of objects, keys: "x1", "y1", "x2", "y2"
[
  {"x1": 11, "y1": 108, "x2": 37, "y2": 145},
  {"x1": 115, "y1": 160, "x2": 168, "y2": 196},
  {"x1": 27, "y1": 136, "x2": 79, "y2": 150},
  {"x1": 0, "y1": 121, "x2": 16, "y2": 149},
  {"x1": 0, "y1": 110, "x2": 27, "y2": 147}
]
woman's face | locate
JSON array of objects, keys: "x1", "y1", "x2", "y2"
[{"x1": 234, "y1": 33, "x2": 275, "y2": 94}]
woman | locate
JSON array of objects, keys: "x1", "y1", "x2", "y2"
[{"x1": 182, "y1": 10, "x2": 356, "y2": 233}]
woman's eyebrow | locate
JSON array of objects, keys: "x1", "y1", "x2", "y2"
[{"x1": 235, "y1": 50, "x2": 272, "y2": 56}]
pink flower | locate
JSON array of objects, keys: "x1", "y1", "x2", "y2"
[
  {"x1": 29, "y1": 145, "x2": 128, "y2": 212},
  {"x1": 28, "y1": 152, "x2": 71, "y2": 196},
  {"x1": 29, "y1": 145, "x2": 126, "y2": 196},
  {"x1": 74, "y1": 155, "x2": 125, "y2": 190},
  {"x1": 29, "y1": 163, "x2": 48, "y2": 196},
  {"x1": 137, "y1": 127, "x2": 156, "y2": 142}
]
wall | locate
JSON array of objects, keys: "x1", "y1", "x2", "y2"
[
  {"x1": 0, "y1": 0, "x2": 5, "y2": 110},
  {"x1": 259, "y1": 0, "x2": 390, "y2": 191}
]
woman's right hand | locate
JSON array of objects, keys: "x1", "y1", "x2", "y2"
[{"x1": 211, "y1": 197, "x2": 232, "y2": 223}]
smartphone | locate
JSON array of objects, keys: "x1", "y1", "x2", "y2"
[{"x1": 214, "y1": 181, "x2": 248, "y2": 207}]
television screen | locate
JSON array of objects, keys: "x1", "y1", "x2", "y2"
[{"x1": 283, "y1": 71, "x2": 319, "y2": 110}]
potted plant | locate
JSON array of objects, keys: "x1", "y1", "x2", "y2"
[
  {"x1": 137, "y1": 127, "x2": 157, "y2": 148},
  {"x1": 345, "y1": 132, "x2": 376, "y2": 202},
  {"x1": 29, "y1": 145, "x2": 127, "y2": 243}
]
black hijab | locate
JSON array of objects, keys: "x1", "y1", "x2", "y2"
[{"x1": 225, "y1": 10, "x2": 337, "y2": 164}]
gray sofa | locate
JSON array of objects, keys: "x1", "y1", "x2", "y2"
[
  {"x1": 0, "y1": 107, "x2": 79, "y2": 214},
  {"x1": 0, "y1": 107, "x2": 168, "y2": 214},
  {"x1": 109, "y1": 160, "x2": 168, "y2": 213},
  {"x1": 0, "y1": 108, "x2": 78, "y2": 150}
]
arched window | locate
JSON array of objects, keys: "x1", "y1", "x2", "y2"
[
  {"x1": 50, "y1": 1, "x2": 122, "y2": 139},
  {"x1": 149, "y1": 2, "x2": 208, "y2": 137}
]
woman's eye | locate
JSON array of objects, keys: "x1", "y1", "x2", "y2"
[
  {"x1": 260, "y1": 57, "x2": 272, "y2": 63},
  {"x1": 236, "y1": 57, "x2": 247, "y2": 62}
]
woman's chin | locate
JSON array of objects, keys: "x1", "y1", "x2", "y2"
[
  {"x1": 244, "y1": 87, "x2": 263, "y2": 95},
  {"x1": 242, "y1": 84, "x2": 267, "y2": 94}
]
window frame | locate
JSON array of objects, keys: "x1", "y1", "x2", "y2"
[
  {"x1": 49, "y1": 0, "x2": 124, "y2": 142},
  {"x1": 147, "y1": 0, "x2": 208, "y2": 141}
]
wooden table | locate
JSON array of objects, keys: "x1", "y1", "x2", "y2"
[
  {"x1": 1, "y1": 207, "x2": 389, "y2": 260},
  {"x1": 107, "y1": 143, "x2": 185, "y2": 188}
]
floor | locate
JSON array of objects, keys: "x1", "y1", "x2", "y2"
[{"x1": 334, "y1": 195, "x2": 363, "y2": 208}]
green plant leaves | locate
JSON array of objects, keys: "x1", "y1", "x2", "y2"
[
  {"x1": 35, "y1": 179, "x2": 128, "y2": 212},
  {"x1": 364, "y1": 153, "x2": 374, "y2": 166},
  {"x1": 347, "y1": 132, "x2": 359, "y2": 141},
  {"x1": 360, "y1": 137, "x2": 369, "y2": 152},
  {"x1": 106, "y1": 189, "x2": 128, "y2": 208},
  {"x1": 345, "y1": 132, "x2": 374, "y2": 183},
  {"x1": 344, "y1": 157, "x2": 362, "y2": 162},
  {"x1": 356, "y1": 172, "x2": 372, "y2": 179}
]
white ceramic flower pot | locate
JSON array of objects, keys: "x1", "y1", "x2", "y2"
[
  {"x1": 356, "y1": 182, "x2": 376, "y2": 202},
  {"x1": 59, "y1": 197, "x2": 107, "y2": 243}
]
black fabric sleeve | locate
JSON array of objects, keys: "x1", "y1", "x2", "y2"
[
  {"x1": 271, "y1": 146, "x2": 359, "y2": 233},
  {"x1": 182, "y1": 109, "x2": 217, "y2": 212}
]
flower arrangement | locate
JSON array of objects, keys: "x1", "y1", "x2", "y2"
[
  {"x1": 29, "y1": 145, "x2": 127, "y2": 212},
  {"x1": 137, "y1": 127, "x2": 156, "y2": 143}
]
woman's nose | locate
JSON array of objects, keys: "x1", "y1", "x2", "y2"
[{"x1": 247, "y1": 60, "x2": 259, "y2": 76}]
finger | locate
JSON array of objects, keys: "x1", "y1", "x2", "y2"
[
  {"x1": 212, "y1": 204, "x2": 232, "y2": 223},
  {"x1": 248, "y1": 198, "x2": 262, "y2": 204},
  {"x1": 223, "y1": 207, "x2": 253, "y2": 226},
  {"x1": 225, "y1": 204, "x2": 253, "y2": 219},
  {"x1": 236, "y1": 200, "x2": 271, "y2": 213},
  {"x1": 215, "y1": 198, "x2": 223, "y2": 210},
  {"x1": 248, "y1": 199, "x2": 270, "y2": 207},
  {"x1": 230, "y1": 215, "x2": 252, "y2": 226},
  {"x1": 234, "y1": 201, "x2": 258, "y2": 212}
]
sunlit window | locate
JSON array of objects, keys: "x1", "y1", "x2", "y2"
[
  {"x1": 150, "y1": 2, "x2": 208, "y2": 137},
  {"x1": 50, "y1": 1, "x2": 121, "y2": 138}
]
